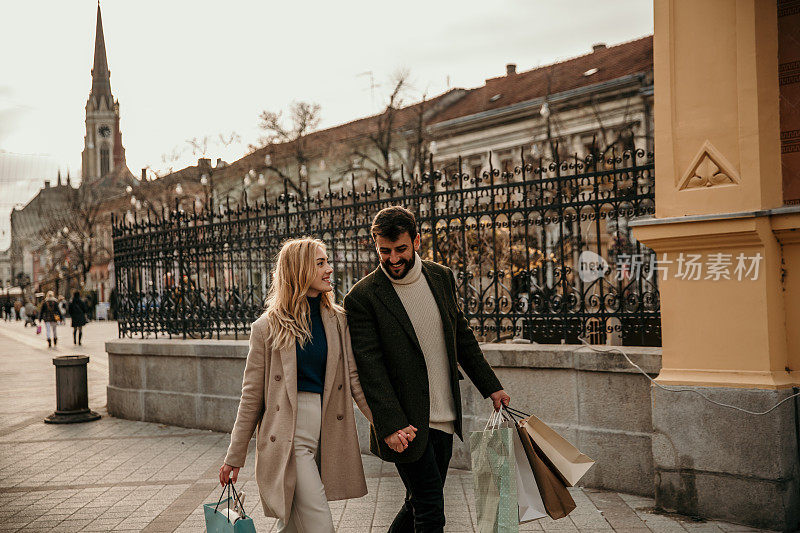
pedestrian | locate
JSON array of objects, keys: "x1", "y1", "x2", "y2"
[
  {"x1": 23, "y1": 300, "x2": 36, "y2": 327},
  {"x1": 219, "y1": 237, "x2": 373, "y2": 532},
  {"x1": 344, "y1": 206, "x2": 511, "y2": 533},
  {"x1": 57, "y1": 295, "x2": 68, "y2": 320},
  {"x1": 13, "y1": 299, "x2": 21, "y2": 321},
  {"x1": 38, "y1": 291, "x2": 61, "y2": 348},
  {"x1": 68, "y1": 291, "x2": 89, "y2": 345}
]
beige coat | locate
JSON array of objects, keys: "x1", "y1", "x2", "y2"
[{"x1": 224, "y1": 306, "x2": 373, "y2": 521}]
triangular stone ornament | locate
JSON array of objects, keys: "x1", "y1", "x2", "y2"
[{"x1": 677, "y1": 140, "x2": 740, "y2": 190}]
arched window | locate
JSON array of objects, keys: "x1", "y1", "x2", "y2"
[{"x1": 100, "y1": 145, "x2": 110, "y2": 176}]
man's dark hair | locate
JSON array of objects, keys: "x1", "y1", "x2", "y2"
[{"x1": 371, "y1": 206, "x2": 418, "y2": 241}]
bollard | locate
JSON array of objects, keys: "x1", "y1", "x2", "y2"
[{"x1": 44, "y1": 355, "x2": 101, "y2": 424}]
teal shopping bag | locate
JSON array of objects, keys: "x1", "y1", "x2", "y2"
[
  {"x1": 204, "y1": 483, "x2": 256, "y2": 533},
  {"x1": 469, "y1": 410, "x2": 519, "y2": 533}
]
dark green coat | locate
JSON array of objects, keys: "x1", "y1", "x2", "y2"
[{"x1": 344, "y1": 260, "x2": 503, "y2": 463}]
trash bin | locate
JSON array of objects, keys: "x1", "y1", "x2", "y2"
[{"x1": 44, "y1": 355, "x2": 101, "y2": 424}]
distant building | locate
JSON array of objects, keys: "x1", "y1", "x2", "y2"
[
  {"x1": 0, "y1": 248, "x2": 10, "y2": 290},
  {"x1": 9, "y1": 173, "x2": 76, "y2": 298},
  {"x1": 206, "y1": 37, "x2": 653, "y2": 203},
  {"x1": 428, "y1": 37, "x2": 654, "y2": 173},
  {"x1": 9, "y1": 4, "x2": 135, "y2": 303},
  {"x1": 81, "y1": 4, "x2": 134, "y2": 190}
]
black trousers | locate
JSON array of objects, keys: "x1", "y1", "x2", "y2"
[{"x1": 388, "y1": 428, "x2": 454, "y2": 533}]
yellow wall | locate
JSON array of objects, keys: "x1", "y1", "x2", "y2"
[{"x1": 634, "y1": 0, "x2": 800, "y2": 389}]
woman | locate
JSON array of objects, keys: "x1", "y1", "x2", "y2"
[
  {"x1": 38, "y1": 291, "x2": 61, "y2": 348},
  {"x1": 68, "y1": 291, "x2": 89, "y2": 345},
  {"x1": 219, "y1": 237, "x2": 372, "y2": 532}
]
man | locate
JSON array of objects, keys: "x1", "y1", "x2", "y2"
[{"x1": 344, "y1": 206, "x2": 510, "y2": 533}]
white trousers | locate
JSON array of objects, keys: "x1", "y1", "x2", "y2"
[
  {"x1": 44, "y1": 321, "x2": 57, "y2": 340},
  {"x1": 277, "y1": 391, "x2": 334, "y2": 533}
]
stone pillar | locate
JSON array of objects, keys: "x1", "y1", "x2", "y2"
[{"x1": 631, "y1": 1, "x2": 800, "y2": 529}]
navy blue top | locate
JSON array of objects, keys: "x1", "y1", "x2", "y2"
[{"x1": 296, "y1": 294, "x2": 328, "y2": 394}]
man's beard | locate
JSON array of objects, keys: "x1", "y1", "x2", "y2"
[{"x1": 382, "y1": 252, "x2": 416, "y2": 280}]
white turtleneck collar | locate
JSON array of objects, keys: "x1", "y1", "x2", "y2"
[{"x1": 381, "y1": 252, "x2": 423, "y2": 286}]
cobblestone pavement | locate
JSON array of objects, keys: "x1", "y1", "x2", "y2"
[{"x1": 0, "y1": 319, "x2": 770, "y2": 532}]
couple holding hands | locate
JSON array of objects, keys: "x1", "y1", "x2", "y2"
[{"x1": 219, "y1": 206, "x2": 510, "y2": 533}]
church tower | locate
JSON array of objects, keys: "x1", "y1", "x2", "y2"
[{"x1": 81, "y1": 3, "x2": 128, "y2": 183}]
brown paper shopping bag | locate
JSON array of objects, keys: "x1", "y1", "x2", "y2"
[
  {"x1": 514, "y1": 422, "x2": 576, "y2": 519},
  {"x1": 518, "y1": 413, "x2": 595, "y2": 487}
]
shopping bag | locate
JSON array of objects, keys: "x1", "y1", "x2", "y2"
[
  {"x1": 511, "y1": 408, "x2": 594, "y2": 487},
  {"x1": 204, "y1": 483, "x2": 256, "y2": 533},
  {"x1": 469, "y1": 410, "x2": 519, "y2": 533},
  {"x1": 506, "y1": 410, "x2": 576, "y2": 519},
  {"x1": 511, "y1": 420, "x2": 547, "y2": 522},
  {"x1": 36, "y1": 325, "x2": 41, "y2": 335}
]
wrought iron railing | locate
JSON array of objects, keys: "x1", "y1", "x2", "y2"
[{"x1": 112, "y1": 148, "x2": 659, "y2": 345}]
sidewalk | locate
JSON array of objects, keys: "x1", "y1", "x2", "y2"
[{"x1": 0, "y1": 319, "x2": 769, "y2": 532}]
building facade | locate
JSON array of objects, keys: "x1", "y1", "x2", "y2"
[{"x1": 9, "y1": 4, "x2": 134, "y2": 305}]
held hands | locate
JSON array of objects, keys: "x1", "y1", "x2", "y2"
[
  {"x1": 490, "y1": 389, "x2": 511, "y2": 411},
  {"x1": 219, "y1": 463, "x2": 240, "y2": 486},
  {"x1": 384, "y1": 425, "x2": 418, "y2": 453}
]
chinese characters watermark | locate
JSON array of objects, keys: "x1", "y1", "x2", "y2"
[{"x1": 578, "y1": 251, "x2": 763, "y2": 283}]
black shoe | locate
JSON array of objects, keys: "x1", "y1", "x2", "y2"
[
  {"x1": 47, "y1": 339, "x2": 51, "y2": 348},
  {"x1": 54, "y1": 337, "x2": 57, "y2": 347}
]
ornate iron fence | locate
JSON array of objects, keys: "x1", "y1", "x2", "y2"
[{"x1": 112, "y1": 148, "x2": 659, "y2": 345}]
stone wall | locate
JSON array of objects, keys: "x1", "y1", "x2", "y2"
[
  {"x1": 106, "y1": 339, "x2": 660, "y2": 497},
  {"x1": 106, "y1": 339, "x2": 248, "y2": 432}
]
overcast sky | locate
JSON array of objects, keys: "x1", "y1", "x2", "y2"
[{"x1": 0, "y1": 0, "x2": 653, "y2": 250}]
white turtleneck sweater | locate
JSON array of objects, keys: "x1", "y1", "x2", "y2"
[{"x1": 381, "y1": 253, "x2": 456, "y2": 434}]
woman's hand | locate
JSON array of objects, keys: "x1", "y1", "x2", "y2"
[
  {"x1": 384, "y1": 425, "x2": 417, "y2": 453},
  {"x1": 219, "y1": 464, "x2": 240, "y2": 486}
]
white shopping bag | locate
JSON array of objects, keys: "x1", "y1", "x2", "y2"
[{"x1": 511, "y1": 419, "x2": 547, "y2": 522}]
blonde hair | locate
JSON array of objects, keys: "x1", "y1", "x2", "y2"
[{"x1": 262, "y1": 237, "x2": 340, "y2": 350}]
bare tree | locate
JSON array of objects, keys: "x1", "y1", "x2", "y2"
[
  {"x1": 187, "y1": 131, "x2": 242, "y2": 158},
  {"x1": 340, "y1": 70, "x2": 416, "y2": 184},
  {"x1": 32, "y1": 185, "x2": 109, "y2": 287},
  {"x1": 250, "y1": 101, "x2": 322, "y2": 194}
]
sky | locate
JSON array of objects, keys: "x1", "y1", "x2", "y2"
[{"x1": 0, "y1": 0, "x2": 653, "y2": 250}]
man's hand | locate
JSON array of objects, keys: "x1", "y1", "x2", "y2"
[
  {"x1": 384, "y1": 425, "x2": 418, "y2": 453},
  {"x1": 490, "y1": 389, "x2": 511, "y2": 411}
]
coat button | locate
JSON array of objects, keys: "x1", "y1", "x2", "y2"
[
  {"x1": 270, "y1": 435, "x2": 276, "y2": 442},
  {"x1": 337, "y1": 415, "x2": 343, "y2": 420},
  {"x1": 274, "y1": 375, "x2": 281, "y2": 381},
  {"x1": 337, "y1": 384, "x2": 343, "y2": 390}
]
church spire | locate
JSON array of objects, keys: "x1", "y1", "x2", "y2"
[{"x1": 90, "y1": 3, "x2": 112, "y2": 102}]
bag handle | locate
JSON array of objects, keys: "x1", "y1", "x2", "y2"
[
  {"x1": 213, "y1": 483, "x2": 231, "y2": 521},
  {"x1": 483, "y1": 409, "x2": 498, "y2": 431},
  {"x1": 229, "y1": 483, "x2": 247, "y2": 521},
  {"x1": 213, "y1": 482, "x2": 248, "y2": 523},
  {"x1": 504, "y1": 405, "x2": 530, "y2": 417}
]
